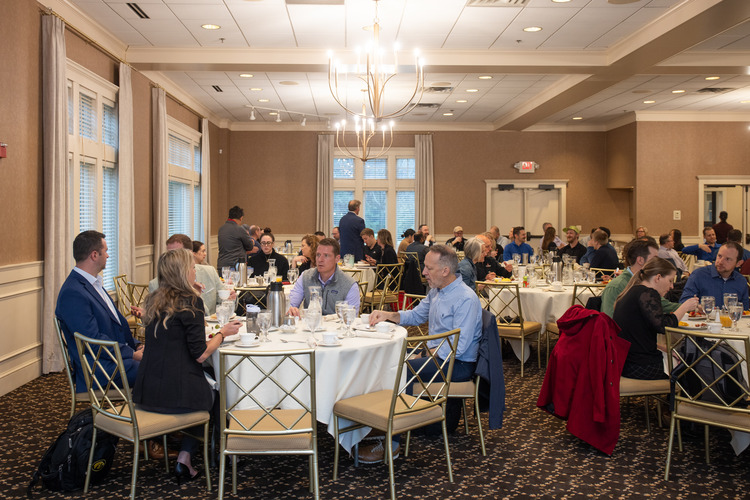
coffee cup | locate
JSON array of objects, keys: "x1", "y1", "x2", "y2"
[
  {"x1": 360, "y1": 313, "x2": 370, "y2": 324},
  {"x1": 376, "y1": 322, "x2": 391, "y2": 334},
  {"x1": 707, "y1": 322, "x2": 722, "y2": 334},
  {"x1": 322, "y1": 332, "x2": 338, "y2": 344},
  {"x1": 218, "y1": 289, "x2": 230, "y2": 300},
  {"x1": 239, "y1": 332, "x2": 254, "y2": 345}
]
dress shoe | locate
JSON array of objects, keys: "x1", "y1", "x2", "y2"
[
  {"x1": 139, "y1": 440, "x2": 178, "y2": 460},
  {"x1": 357, "y1": 440, "x2": 400, "y2": 464},
  {"x1": 174, "y1": 462, "x2": 202, "y2": 485}
]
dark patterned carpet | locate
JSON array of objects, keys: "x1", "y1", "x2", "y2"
[{"x1": 7, "y1": 356, "x2": 750, "y2": 499}]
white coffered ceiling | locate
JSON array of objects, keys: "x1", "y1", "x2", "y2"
[{"x1": 49, "y1": 0, "x2": 750, "y2": 130}]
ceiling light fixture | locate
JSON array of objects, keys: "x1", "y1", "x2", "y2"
[
  {"x1": 259, "y1": 98, "x2": 269, "y2": 103},
  {"x1": 478, "y1": 75, "x2": 492, "y2": 80},
  {"x1": 269, "y1": 112, "x2": 278, "y2": 116},
  {"x1": 456, "y1": 99, "x2": 468, "y2": 103},
  {"x1": 276, "y1": 114, "x2": 282, "y2": 123},
  {"x1": 328, "y1": 0, "x2": 425, "y2": 161},
  {"x1": 239, "y1": 73, "x2": 253, "y2": 78},
  {"x1": 467, "y1": 89, "x2": 478, "y2": 93},
  {"x1": 443, "y1": 111, "x2": 454, "y2": 116},
  {"x1": 250, "y1": 88, "x2": 262, "y2": 91},
  {"x1": 523, "y1": 26, "x2": 542, "y2": 32},
  {"x1": 672, "y1": 90, "x2": 686, "y2": 94},
  {"x1": 247, "y1": 105, "x2": 327, "y2": 126},
  {"x1": 741, "y1": 100, "x2": 750, "y2": 104},
  {"x1": 705, "y1": 76, "x2": 720, "y2": 80},
  {"x1": 301, "y1": 116, "x2": 306, "y2": 127},
  {"x1": 250, "y1": 109, "x2": 256, "y2": 120},
  {"x1": 572, "y1": 116, "x2": 583, "y2": 120},
  {"x1": 552, "y1": 0, "x2": 572, "y2": 3},
  {"x1": 201, "y1": 24, "x2": 220, "y2": 30},
  {"x1": 643, "y1": 100, "x2": 655, "y2": 104}
]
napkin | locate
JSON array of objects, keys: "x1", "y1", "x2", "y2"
[{"x1": 354, "y1": 330, "x2": 392, "y2": 339}]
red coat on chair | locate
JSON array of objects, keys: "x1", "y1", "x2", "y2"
[{"x1": 537, "y1": 305, "x2": 630, "y2": 455}]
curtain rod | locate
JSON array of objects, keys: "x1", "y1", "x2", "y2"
[{"x1": 40, "y1": 7, "x2": 205, "y2": 121}]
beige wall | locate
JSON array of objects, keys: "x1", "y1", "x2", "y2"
[
  {"x1": 605, "y1": 122, "x2": 636, "y2": 190},
  {"x1": 636, "y1": 121, "x2": 750, "y2": 236},
  {"x1": 0, "y1": 0, "x2": 43, "y2": 265}
]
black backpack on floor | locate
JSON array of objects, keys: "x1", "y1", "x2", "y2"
[{"x1": 27, "y1": 408, "x2": 119, "y2": 496}]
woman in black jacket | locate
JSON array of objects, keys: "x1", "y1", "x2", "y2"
[
  {"x1": 133, "y1": 249, "x2": 240, "y2": 482},
  {"x1": 249, "y1": 232, "x2": 290, "y2": 280}
]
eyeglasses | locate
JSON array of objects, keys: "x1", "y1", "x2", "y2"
[{"x1": 260, "y1": 241, "x2": 274, "y2": 246}]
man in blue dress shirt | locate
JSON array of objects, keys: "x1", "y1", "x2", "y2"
[
  {"x1": 362, "y1": 245, "x2": 482, "y2": 463},
  {"x1": 680, "y1": 242, "x2": 748, "y2": 309},
  {"x1": 681, "y1": 227, "x2": 721, "y2": 262},
  {"x1": 502, "y1": 226, "x2": 535, "y2": 262}
]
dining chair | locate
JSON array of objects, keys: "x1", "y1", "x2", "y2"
[
  {"x1": 127, "y1": 282, "x2": 149, "y2": 340},
  {"x1": 113, "y1": 274, "x2": 139, "y2": 337},
  {"x1": 357, "y1": 281, "x2": 369, "y2": 314},
  {"x1": 218, "y1": 348, "x2": 318, "y2": 500},
  {"x1": 55, "y1": 317, "x2": 85, "y2": 418},
  {"x1": 362, "y1": 263, "x2": 404, "y2": 312},
  {"x1": 341, "y1": 268, "x2": 363, "y2": 283},
  {"x1": 73, "y1": 332, "x2": 211, "y2": 499},
  {"x1": 332, "y1": 328, "x2": 459, "y2": 500},
  {"x1": 546, "y1": 283, "x2": 607, "y2": 362},
  {"x1": 589, "y1": 268, "x2": 617, "y2": 281},
  {"x1": 619, "y1": 376, "x2": 669, "y2": 433},
  {"x1": 399, "y1": 293, "x2": 428, "y2": 340},
  {"x1": 482, "y1": 283, "x2": 542, "y2": 377},
  {"x1": 664, "y1": 327, "x2": 750, "y2": 480}
]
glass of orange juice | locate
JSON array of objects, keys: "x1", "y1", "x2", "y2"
[{"x1": 719, "y1": 311, "x2": 733, "y2": 328}]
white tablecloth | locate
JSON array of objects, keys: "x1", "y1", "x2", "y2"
[
  {"x1": 340, "y1": 265, "x2": 377, "y2": 293},
  {"x1": 211, "y1": 321, "x2": 406, "y2": 454}
]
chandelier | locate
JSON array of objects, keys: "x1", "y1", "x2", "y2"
[{"x1": 328, "y1": 0, "x2": 425, "y2": 162}]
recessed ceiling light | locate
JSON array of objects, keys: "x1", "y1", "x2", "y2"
[
  {"x1": 741, "y1": 100, "x2": 750, "y2": 104},
  {"x1": 258, "y1": 98, "x2": 270, "y2": 103},
  {"x1": 239, "y1": 73, "x2": 253, "y2": 78},
  {"x1": 250, "y1": 88, "x2": 262, "y2": 91},
  {"x1": 643, "y1": 100, "x2": 655, "y2": 104},
  {"x1": 705, "y1": 76, "x2": 720, "y2": 80},
  {"x1": 443, "y1": 112, "x2": 454, "y2": 116},
  {"x1": 478, "y1": 76, "x2": 492, "y2": 80},
  {"x1": 552, "y1": 0, "x2": 572, "y2": 2},
  {"x1": 523, "y1": 26, "x2": 543, "y2": 32},
  {"x1": 672, "y1": 89, "x2": 686, "y2": 94},
  {"x1": 279, "y1": 81, "x2": 299, "y2": 86},
  {"x1": 572, "y1": 117, "x2": 583, "y2": 120},
  {"x1": 466, "y1": 89, "x2": 478, "y2": 93},
  {"x1": 456, "y1": 99, "x2": 468, "y2": 103},
  {"x1": 269, "y1": 112, "x2": 278, "y2": 116},
  {"x1": 201, "y1": 24, "x2": 221, "y2": 30}
]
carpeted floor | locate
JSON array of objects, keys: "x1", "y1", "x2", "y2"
[{"x1": 6, "y1": 357, "x2": 749, "y2": 499}]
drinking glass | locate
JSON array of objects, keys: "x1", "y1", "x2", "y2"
[
  {"x1": 221, "y1": 266, "x2": 231, "y2": 283},
  {"x1": 216, "y1": 302, "x2": 231, "y2": 327},
  {"x1": 287, "y1": 268, "x2": 298, "y2": 284},
  {"x1": 724, "y1": 293, "x2": 739, "y2": 310},
  {"x1": 342, "y1": 306, "x2": 357, "y2": 338},
  {"x1": 335, "y1": 300, "x2": 348, "y2": 330},
  {"x1": 305, "y1": 308, "x2": 322, "y2": 334},
  {"x1": 512, "y1": 253, "x2": 521, "y2": 264},
  {"x1": 700, "y1": 296, "x2": 715, "y2": 321},
  {"x1": 512, "y1": 263, "x2": 519, "y2": 280},
  {"x1": 257, "y1": 310, "x2": 272, "y2": 342},
  {"x1": 730, "y1": 304, "x2": 743, "y2": 332}
]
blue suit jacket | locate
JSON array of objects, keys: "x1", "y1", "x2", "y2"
[
  {"x1": 55, "y1": 269, "x2": 139, "y2": 390},
  {"x1": 338, "y1": 211, "x2": 365, "y2": 261}
]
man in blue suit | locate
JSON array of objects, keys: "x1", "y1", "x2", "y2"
[
  {"x1": 56, "y1": 230, "x2": 143, "y2": 390},
  {"x1": 338, "y1": 199, "x2": 366, "y2": 261}
]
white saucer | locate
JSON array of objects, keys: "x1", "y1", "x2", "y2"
[
  {"x1": 234, "y1": 341, "x2": 260, "y2": 348},
  {"x1": 317, "y1": 340, "x2": 342, "y2": 347}
]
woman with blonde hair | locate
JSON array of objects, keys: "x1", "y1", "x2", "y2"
[
  {"x1": 133, "y1": 248, "x2": 240, "y2": 482},
  {"x1": 290, "y1": 234, "x2": 318, "y2": 273},
  {"x1": 635, "y1": 226, "x2": 648, "y2": 239},
  {"x1": 612, "y1": 257, "x2": 698, "y2": 380}
]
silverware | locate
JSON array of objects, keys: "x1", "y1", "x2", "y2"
[{"x1": 279, "y1": 338, "x2": 308, "y2": 344}]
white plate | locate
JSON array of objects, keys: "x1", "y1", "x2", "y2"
[
  {"x1": 354, "y1": 324, "x2": 394, "y2": 333},
  {"x1": 234, "y1": 341, "x2": 260, "y2": 348},
  {"x1": 206, "y1": 313, "x2": 237, "y2": 323},
  {"x1": 679, "y1": 323, "x2": 708, "y2": 331},
  {"x1": 301, "y1": 325, "x2": 326, "y2": 332},
  {"x1": 548, "y1": 288, "x2": 566, "y2": 293},
  {"x1": 317, "y1": 340, "x2": 342, "y2": 347}
]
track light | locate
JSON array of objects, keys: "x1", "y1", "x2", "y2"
[
  {"x1": 327, "y1": 120, "x2": 331, "y2": 129},
  {"x1": 275, "y1": 113, "x2": 282, "y2": 123},
  {"x1": 301, "y1": 116, "x2": 306, "y2": 127},
  {"x1": 249, "y1": 109, "x2": 256, "y2": 120}
]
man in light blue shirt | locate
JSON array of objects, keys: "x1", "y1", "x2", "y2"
[
  {"x1": 362, "y1": 245, "x2": 482, "y2": 463},
  {"x1": 502, "y1": 226, "x2": 534, "y2": 262},
  {"x1": 680, "y1": 242, "x2": 748, "y2": 309}
]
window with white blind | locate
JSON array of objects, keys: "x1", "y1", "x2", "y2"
[
  {"x1": 332, "y1": 149, "x2": 416, "y2": 246},
  {"x1": 167, "y1": 118, "x2": 202, "y2": 242},
  {"x1": 67, "y1": 61, "x2": 119, "y2": 290}
]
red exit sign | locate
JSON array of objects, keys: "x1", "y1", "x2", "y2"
[{"x1": 513, "y1": 161, "x2": 539, "y2": 173}]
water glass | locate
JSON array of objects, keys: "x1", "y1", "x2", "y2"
[
  {"x1": 724, "y1": 293, "x2": 738, "y2": 309},
  {"x1": 257, "y1": 310, "x2": 272, "y2": 342},
  {"x1": 342, "y1": 306, "x2": 357, "y2": 338},
  {"x1": 700, "y1": 296, "x2": 715, "y2": 320},
  {"x1": 730, "y1": 304, "x2": 743, "y2": 331},
  {"x1": 221, "y1": 266, "x2": 231, "y2": 283},
  {"x1": 335, "y1": 300, "x2": 348, "y2": 330},
  {"x1": 287, "y1": 268, "x2": 298, "y2": 284},
  {"x1": 216, "y1": 302, "x2": 232, "y2": 327},
  {"x1": 305, "y1": 308, "x2": 322, "y2": 334},
  {"x1": 512, "y1": 253, "x2": 521, "y2": 264}
]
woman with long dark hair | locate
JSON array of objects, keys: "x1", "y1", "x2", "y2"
[
  {"x1": 133, "y1": 249, "x2": 240, "y2": 482},
  {"x1": 290, "y1": 234, "x2": 318, "y2": 273},
  {"x1": 671, "y1": 229, "x2": 684, "y2": 252},
  {"x1": 613, "y1": 257, "x2": 698, "y2": 379}
]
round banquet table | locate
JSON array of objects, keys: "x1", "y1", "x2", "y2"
[
  {"x1": 478, "y1": 282, "x2": 595, "y2": 361},
  {"x1": 340, "y1": 264, "x2": 377, "y2": 292},
  {"x1": 210, "y1": 320, "x2": 406, "y2": 454}
]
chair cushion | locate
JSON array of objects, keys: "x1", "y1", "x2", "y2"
[
  {"x1": 333, "y1": 390, "x2": 443, "y2": 434},
  {"x1": 497, "y1": 321, "x2": 542, "y2": 339},
  {"x1": 677, "y1": 402, "x2": 750, "y2": 432},
  {"x1": 619, "y1": 377, "x2": 670, "y2": 396},
  {"x1": 226, "y1": 409, "x2": 313, "y2": 452},
  {"x1": 447, "y1": 381, "x2": 476, "y2": 397},
  {"x1": 94, "y1": 405, "x2": 209, "y2": 441},
  {"x1": 546, "y1": 323, "x2": 559, "y2": 334}
]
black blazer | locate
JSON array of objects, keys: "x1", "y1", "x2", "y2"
[{"x1": 133, "y1": 298, "x2": 213, "y2": 412}]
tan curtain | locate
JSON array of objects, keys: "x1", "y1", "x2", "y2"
[
  {"x1": 118, "y1": 63, "x2": 135, "y2": 279},
  {"x1": 41, "y1": 15, "x2": 69, "y2": 373},
  {"x1": 415, "y1": 134, "x2": 434, "y2": 231},
  {"x1": 200, "y1": 118, "x2": 211, "y2": 262},
  {"x1": 316, "y1": 134, "x2": 334, "y2": 236},
  {"x1": 152, "y1": 88, "x2": 168, "y2": 264}
]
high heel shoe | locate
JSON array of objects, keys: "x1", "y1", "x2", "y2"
[{"x1": 174, "y1": 462, "x2": 201, "y2": 485}]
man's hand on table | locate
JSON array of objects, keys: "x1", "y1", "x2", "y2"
[
  {"x1": 287, "y1": 306, "x2": 300, "y2": 318},
  {"x1": 369, "y1": 310, "x2": 399, "y2": 326}
]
